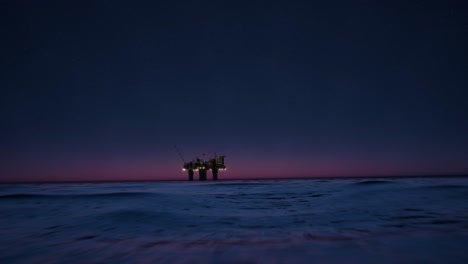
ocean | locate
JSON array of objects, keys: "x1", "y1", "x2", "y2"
[{"x1": 1, "y1": 177, "x2": 468, "y2": 263}]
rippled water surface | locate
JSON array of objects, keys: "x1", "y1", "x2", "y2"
[{"x1": 1, "y1": 178, "x2": 468, "y2": 263}]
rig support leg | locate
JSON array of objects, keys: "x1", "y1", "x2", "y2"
[
  {"x1": 188, "y1": 170, "x2": 194, "y2": 181},
  {"x1": 199, "y1": 169, "x2": 207, "y2": 181},
  {"x1": 212, "y1": 168, "x2": 218, "y2": 181}
]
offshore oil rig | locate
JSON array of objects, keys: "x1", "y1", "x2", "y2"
[{"x1": 182, "y1": 155, "x2": 226, "y2": 181}]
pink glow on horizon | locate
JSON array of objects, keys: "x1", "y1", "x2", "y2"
[{"x1": 1, "y1": 154, "x2": 467, "y2": 183}]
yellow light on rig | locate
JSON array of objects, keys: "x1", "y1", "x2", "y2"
[{"x1": 182, "y1": 168, "x2": 186, "y2": 171}]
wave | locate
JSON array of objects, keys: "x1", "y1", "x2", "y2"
[
  {"x1": 353, "y1": 180, "x2": 394, "y2": 185},
  {"x1": 100, "y1": 209, "x2": 161, "y2": 222},
  {"x1": 201, "y1": 182, "x2": 269, "y2": 187},
  {"x1": 0, "y1": 192, "x2": 155, "y2": 199},
  {"x1": 94, "y1": 209, "x2": 186, "y2": 227},
  {"x1": 139, "y1": 234, "x2": 354, "y2": 249},
  {"x1": 422, "y1": 184, "x2": 468, "y2": 190}
]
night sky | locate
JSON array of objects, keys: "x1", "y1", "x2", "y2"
[{"x1": 1, "y1": 0, "x2": 467, "y2": 182}]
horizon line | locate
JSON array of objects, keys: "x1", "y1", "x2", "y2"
[{"x1": 1, "y1": 174, "x2": 467, "y2": 184}]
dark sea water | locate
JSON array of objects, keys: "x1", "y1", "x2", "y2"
[{"x1": 1, "y1": 178, "x2": 468, "y2": 263}]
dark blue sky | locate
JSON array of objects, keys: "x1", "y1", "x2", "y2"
[{"x1": 1, "y1": 0, "x2": 467, "y2": 182}]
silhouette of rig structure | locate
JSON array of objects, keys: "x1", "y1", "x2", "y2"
[{"x1": 182, "y1": 155, "x2": 226, "y2": 181}]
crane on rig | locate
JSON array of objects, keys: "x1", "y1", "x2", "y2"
[{"x1": 174, "y1": 145, "x2": 186, "y2": 163}]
